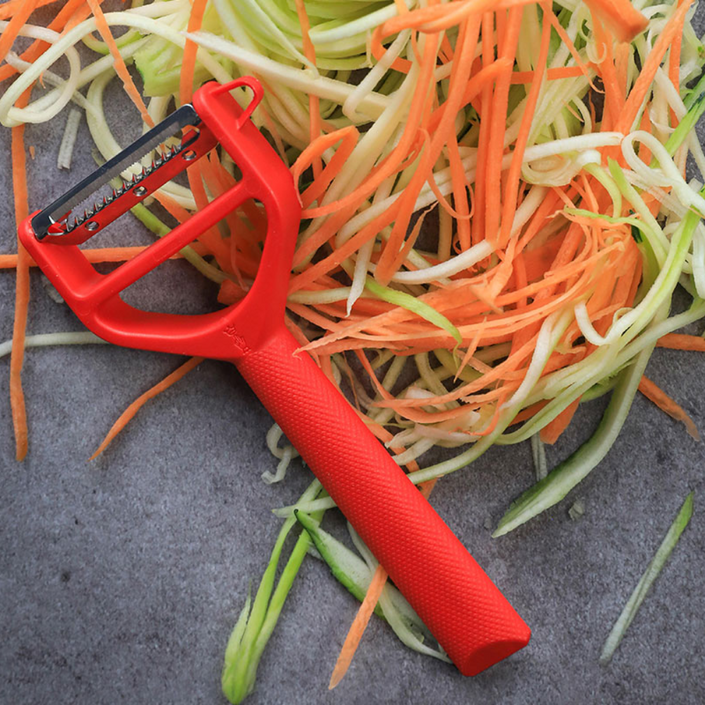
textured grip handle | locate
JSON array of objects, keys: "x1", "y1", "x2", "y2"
[{"x1": 235, "y1": 325, "x2": 530, "y2": 675}]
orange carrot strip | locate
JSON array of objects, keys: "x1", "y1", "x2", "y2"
[
  {"x1": 9, "y1": 88, "x2": 32, "y2": 461},
  {"x1": 668, "y1": 0, "x2": 685, "y2": 130},
  {"x1": 375, "y1": 133, "x2": 434, "y2": 284},
  {"x1": 545, "y1": 11, "x2": 598, "y2": 90},
  {"x1": 638, "y1": 376, "x2": 700, "y2": 441},
  {"x1": 656, "y1": 333, "x2": 705, "y2": 351},
  {"x1": 540, "y1": 398, "x2": 580, "y2": 444},
  {"x1": 471, "y1": 12, "x2": 494, "y2": 245},
  {"x1": 153, "y1": 188, "x2": 231, "y2": 267},
  {"x1": 370, "y1": 25, "x2": 412, "y2": 74},
  {"x1": 294, "y1": 0, "x2": 322, "y2": 177},
  {"x1": 64, "y1": 2, "x2": 97, "y2": 33},
  {"x1": 498, "y1": 4, "x2": 551, "y2": 248},
  {"x1": 616, "y1": 0, "x2": 693, "y2": 134},
  {"x1": 583, "y1": 0, "x2": 648, "y2": 44},
  {"x1": 179, "y1": 0, "x2": 208, "y2": 106},
  {"x1": 298, "y1": 28, "x2": 446, "y2": 221},
  {"x1": 0, "y1": 244, "x2": 206, "y2": 269},
  {"x1": 589, "y1": 11, "x2": 622, "y2": 131},
  {"x1": 90, "y1": 357, "x2": 204, "y2": 460},
  {"x1": 510, "y1": 66, "x2": 586, "y2": 83},
  {"x1": 328, "y1": 564, "x2": 390, "y2": 690},
  {"x1": 85, "y1": 0, "x2": 154, "y2": 127},
  {"x1": 484, "y1": 5, "x2": 522, "y2": 246}
]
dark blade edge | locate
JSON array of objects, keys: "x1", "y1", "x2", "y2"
[{"x1": 32, "y1": 104, "x2": 201, "y2": 239}]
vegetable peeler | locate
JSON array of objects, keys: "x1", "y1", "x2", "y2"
[{"x1": 19, "y1": 77, "x2": 530, "y2": 676}]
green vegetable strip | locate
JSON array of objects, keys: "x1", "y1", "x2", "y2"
[
  {"x1": 365, "y1": 277, "x2": 463, "y2": 346},
  {"x1": 295, "y1": 510, "x2": 386, "y2": 618},
  {"x1": 221, "y1": 480, "x2": 322, "y2": 704},
  {"x1": 600, "y1": 492, "x2": 695, "y2": 665},
  {"x1": 493, "y1": 341, "x2": 654, "y2": 538}
]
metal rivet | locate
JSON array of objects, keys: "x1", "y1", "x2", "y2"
[
  {"x1": 85, "y1": 221, "x2": 99, "y2": 232},
  {"x1": 182, "y1": 150, "x2": 197, "y2": 161},
  {"x1": 134, "y1": 186, "x2": 148, "y2": 198}
]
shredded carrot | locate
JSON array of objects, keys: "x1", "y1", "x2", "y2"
[
  {"x1": 9, "y1": 88, "x2": 33, "y2": 462},
  {"x1": 89, "y1": 357, "x2": 204, "y2": 460},
  {"x1": 293, "y1": 0, "x2": 322, "y2": 177},
  {"x1": 328, "y1": 563, "x2": 388, "y2": 690},
  {"x1": 0, "y1": 244, "x2": 208, "y2": 270},
  {"x1": 179, "y1": 0, "x2": 209, "y2": 106},
  {"x1": 85, "y1": 0, "x2": 154, "y2": 127},
  {"x1": 510, "y1": 66, "x2": 587, "y2": 84},
  {"x1": 656, "y1": 334, "x2": 705, "y2": 351},
  {"x1": 540, "y1": 398, "x2": 580, "y2": 445},
  {"x1": 583, "y1": 0, "x2": 648, "y2": 44},
  {"x1": 638, "y1": 376, "x2": 700, "y2": 441}
]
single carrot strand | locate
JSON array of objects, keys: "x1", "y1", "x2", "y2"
[
  {"x1": 540, "y1": 398, "x2": 580, "y2": 444},
  {"x1": 510, "y1": 66, "x2": 586, "y2": 83},
  {"x1": 328, "y1": 564, "x2": 388, "y2": 690},
  {"x1": 85, "y1": 0, "x2": 154, "y2": 127},
  {"x1": 0, "y1": 244, "x2": 207, "y2": 270},
  {"x1": 668, "y1": 0, "x2": 686, "y2": 130},
  {"x1": 179, "y1": 0, "x2": 208, "y2": 106},
  {"x1": 90, "y1": 357, "x2": 204, "y2": 460},
  {"x1": 63, "y1": 0, "x2": 97, "y2": 32},
  {"x1": 583, "y1": 0, "x2": 648, "y2": 44},
  {"x1": 485, "y1": 6, "x2": 523, "y2": 245},
  {"x1": 498, "y1": 3, "x2": 551, "y2": 248},
  {"x1": 471, "y1": 12, "x2": 494, "y2": 245},
  {"x1": 589, "y1": 11, "x2": 622, "y2": 131},
  {"x1": 293, "y1": 0, "x2": 322, "y2": 177},
  {"x1": 638, "y1": 376, "x2": 700, "y2": 441},
  {"x1": 9, "y1": 88, "x2": 33, "y2": 462},
  {"x1": 656, "y1": 333, "x2": 705, "y2": 351}
]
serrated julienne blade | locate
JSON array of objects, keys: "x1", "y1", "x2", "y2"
[{"x1": 31, "y1": 104, "x2": 206, "y2": 241}]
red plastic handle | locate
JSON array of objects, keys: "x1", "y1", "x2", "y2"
[
  {"x1": 235, "y1": 324, "x2": 531, "y2": 676},
  {"x1": 18, "y1": 77, "x2": 531, "y2": 675}
]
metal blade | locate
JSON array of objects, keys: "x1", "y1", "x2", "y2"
[{"x1": 32, "y1": 104, "x2": 202, "y2": 239}]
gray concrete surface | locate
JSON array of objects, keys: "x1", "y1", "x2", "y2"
[{"x1": 1, "y1": 7, "x2": 704, "y2": 705}]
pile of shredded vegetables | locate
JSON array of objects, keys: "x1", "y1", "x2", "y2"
[{"x1": 1, "y1": 0, "x2": 703, "y2": 699}]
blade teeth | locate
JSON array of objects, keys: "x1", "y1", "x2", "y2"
[{"x1": 53, "y1": 140, "x2": 181, "y2": 235}]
